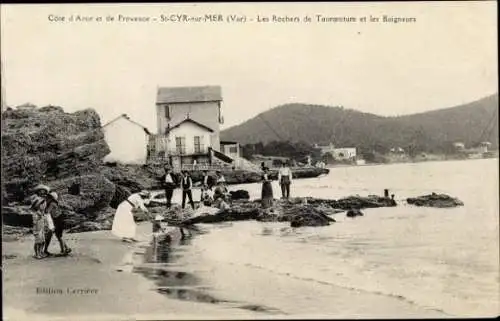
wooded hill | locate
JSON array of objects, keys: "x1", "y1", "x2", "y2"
[{"x1": 221, "y1": 94, "x2": 499, "y2": 154}]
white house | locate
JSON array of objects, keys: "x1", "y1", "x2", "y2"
[
  {"x1": 155, "y1": 85, "x2": 224, "y2": 152},
  {"x1": 314, "y1": 143, "x2": 336, "y2": 156},
  {"x1": 102, "y1": 114, "x2": 151, "y2": 165},
  {"x1": 479, "y1": 141, "x2": 491, "y2": 153},
  {"x1": 332, "y1": 147, "x2": 357, "y2": 160},
  {"x1": 162, "y1": 117, "x2": 217, "y2": 169},
  {"x1": 149, "y1": 85, "x2": 236, "y2": 170}
]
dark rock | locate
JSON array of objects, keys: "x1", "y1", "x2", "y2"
[
  {"x1": 2, "y1": 206, "x2": 34, "y2": 227},
  {"x1": 346, "y1": 209, "x2": 364, "y2": 217},
  {"x1": 49, "y1": 174, "x2": 116, "y2": 217},
  {"x1": 229, "y1": 189, "x2": 250, "y2": 200},
  {"x1": 100, "y1": 163, "x2": 162, "y2": 192},
  {"x1": 307, "y1": 195, "x2": 397, "y2": 210},
  {"x1": 181, "y1": 207, "x2": 260, "y2": 225},
  {"x1": 406, "y1": 193, "x2": 464, "y2": 208},
  {"x1": 2, "y1": 225, "x2": 32, "y2": 242},
  {"x1": 267, "y1": 167, "x2": 329, "y2": 180},
  {"x1": 67, "y1": 221, "x2": 109, "y2": 233}
]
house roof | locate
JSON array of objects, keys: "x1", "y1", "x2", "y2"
[
  {"x1": 212, "y1": 148, "x2": 233, "y2": 163},
  {"x1": 221, "y1": 140, "x2": 239, "y2": 145},
  {"x1": 168, "y1": 118, "x2": 214, "y2": 133},
  {"x1": 156, "y1": 86, "x2": 222, "y2": 104},
  {"x1": 102, "y1": 114, "x2": 151, "y2": 135}
]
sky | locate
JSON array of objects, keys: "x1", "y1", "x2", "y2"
[{"x1": 1, "y1": 2, "x2": 498, "y2": 132}]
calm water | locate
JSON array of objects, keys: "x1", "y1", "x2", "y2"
[{"x1": 138, "y1": 159, "x2": 499, "y2": 318}]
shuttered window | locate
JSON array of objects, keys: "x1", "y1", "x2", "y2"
[
  {"x1": 165, "y1": 105, "x2": 170, "y2": 119},
  {"x1": 194, "y1": 136, "x2": 204, "y2": 153},
  {"x1": 175, "y1": 136, "x2": 186, "y2": 155}
]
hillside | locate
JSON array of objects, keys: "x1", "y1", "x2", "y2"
[{"x1": 221, "y1": 94, "x2": 499, "y2": 153}]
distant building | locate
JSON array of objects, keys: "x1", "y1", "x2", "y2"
[
  {"x1": 479, "y1": 142, "x2": 491, "y2": 153},
  {"x1": 150, "y1": 85, "x2": 233, "y2": 170},
  {"x1": 155, "y1": 85, "x2": 224, "y2": 150},
  {"x1": 252, "y1": 155, "x2": 291, "y2": 168},
  {"x1": 390, "y1": 147, "x2": 406, "y2": 154},
  {"x1": 314, "y1": 143, "x2": 336, "y2": 156},
  {"x1": 453, "y1": 142, "x2": 465, "y2": 150},
  {"x1": 332, "y1": 147, "x2": 357, "y2": 160},
  {"x1": 102, "y1": 114, "x2": 151, "y2": 165},
  {"x1": 221, "y1": 141, "x2": 241, "y2": 159}
]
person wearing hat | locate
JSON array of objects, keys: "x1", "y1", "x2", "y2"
[
  {"x1": 161, "y1": 166, "x2": 177, "y2": 209},
  {"x1": 199, "y1": 170, "x2": 215, "y2": 203},
  {"x1": 152, "y1": 214, "x2": 167, "y2": 238},
  {"x1": 30, "y1": 184, "x2": 53, "y2": 258},
  {"x1": 261, "y1": 167, "x2": 274, "y2": 209},
  {"x1": 278, "y1": 161, "x2": 293, "y2": 199},
  {"x1": 43, "y1": 191, "x2": 72, "y2": 256},
  {"x1": 30, "y1": 196, "x2": 49, "y2": 259},
  {"x1": 112, "y1": 190, "x2": 150, "y2": 242},
  {"x1": 180, "y1": 171, "x2": 195, "y2": 210}
]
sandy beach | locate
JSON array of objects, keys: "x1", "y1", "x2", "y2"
[{"x1": 2, "y1": 223, "x2": 267, "y2": 321}]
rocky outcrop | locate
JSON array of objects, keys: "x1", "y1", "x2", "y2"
[
  {"x1": 268, "y1": 167, "x2": 329, "y2": 180},
  {"x1": 406, "y1": 193, "x2": 464, "y2": 208},
  {"x1": 2, "y1": 107, "x2": 109, "y2": 202},
  {"x1": 176, "y1": 194, "x2": 397, "y2": 227},
  {"x1": 1, "y1": 106, "x2": 123, "y2": 231},
  {"x1": 306, "y1": 195, "x2": 397, "y2": 210},
  {"x1": 49, "y1": 174, "x2": 116, "y2": 217},
  {"x1": 2, "y1": 225, "x2": 32, "y2": 242},
  {"x1": 100, "y1": 163, "x2": 164, "y2": 192}
]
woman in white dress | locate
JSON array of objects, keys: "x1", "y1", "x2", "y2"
[{"x1": 112, "y1": 191, "x2": 150, "y2": 242}]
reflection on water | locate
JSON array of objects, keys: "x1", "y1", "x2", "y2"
[{"x1": 133, "y1": 229, "x2": 285, "y2": 315}]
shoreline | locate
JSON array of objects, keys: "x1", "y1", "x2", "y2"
[
  {"x1": 2, "y1": 223, "x2": 267, "y2": 320},
  {"x1": 325, "y1": 155, "x2": 499, "y2": 169},
  {"x1": 3, "y1": 220, "x2": 450, "y2": 320}
]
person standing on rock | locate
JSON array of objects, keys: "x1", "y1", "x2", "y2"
[
  {"x1": 43, "y1": 192, "x2": 72, "y2": 256},
  {"x1": 112, "y1": 190, "x2": 150, "y2": 242},
  {"x1": 162, "y1": 166, "x2": 177, "y2": 209},
  {"x1": 261, "y1": 167, "x2": 274, "y2": 209},
  {"x1": 180, "y1": 171, "x2": 195, "y2": 210},
  {"x1": 278, "y1": 162, "x2": 293, "y2": 199}
]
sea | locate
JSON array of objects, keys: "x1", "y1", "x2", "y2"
[{"x1": 135, "y1": 158, "x2": 499, "y2": 318}]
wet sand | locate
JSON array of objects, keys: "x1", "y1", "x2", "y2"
[
  {"x1": 2, "y1": 220, "x2": 455, "y2": 320},
  {"x1": 2, "y1": 223, "x2": 264, "y2": 320}
]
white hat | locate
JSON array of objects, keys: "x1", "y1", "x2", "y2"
[
  {"x1": 48, "y1": 191, "x2": 59, "y2": 201},
  {"x1": 154, "y1": 215, "x2": 164, "y2": 221},
  {"x1": 33, "y1": 184, "x2": 51, "y2": 193}
]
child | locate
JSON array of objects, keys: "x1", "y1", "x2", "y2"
[
  {"x1": 30, "y1": 196, "x2": 47, "y2": 259},
  {"x1": 152, "y1": 215, "x2": 166, "y2": 236}
]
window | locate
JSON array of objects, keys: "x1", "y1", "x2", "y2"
[
  {"x1": 229, "y1": 146, "x2": 238, "y2": 154},
  {"x1": 194, "y1": 136, "x2": 204, "y2": 153},
  {"x1": 164, "y1": 105, "x2": 170, "y2": 119},
  {"x1": 175, "y1": 136, "x2": 186, "y2": 155}
]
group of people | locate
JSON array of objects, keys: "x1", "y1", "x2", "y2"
[
  {"x1": 29, "y1": 163, "x2": 295, "y2": 257},
  {"x1": 161, "y1": 166, "x2": 230, "y2": 210},
  {"x1": 30, "y1": 185, "x2": 71, "y2": 259},
  {"x1": 260, "y1": 162, "x2": 293, "y2": 209}
]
